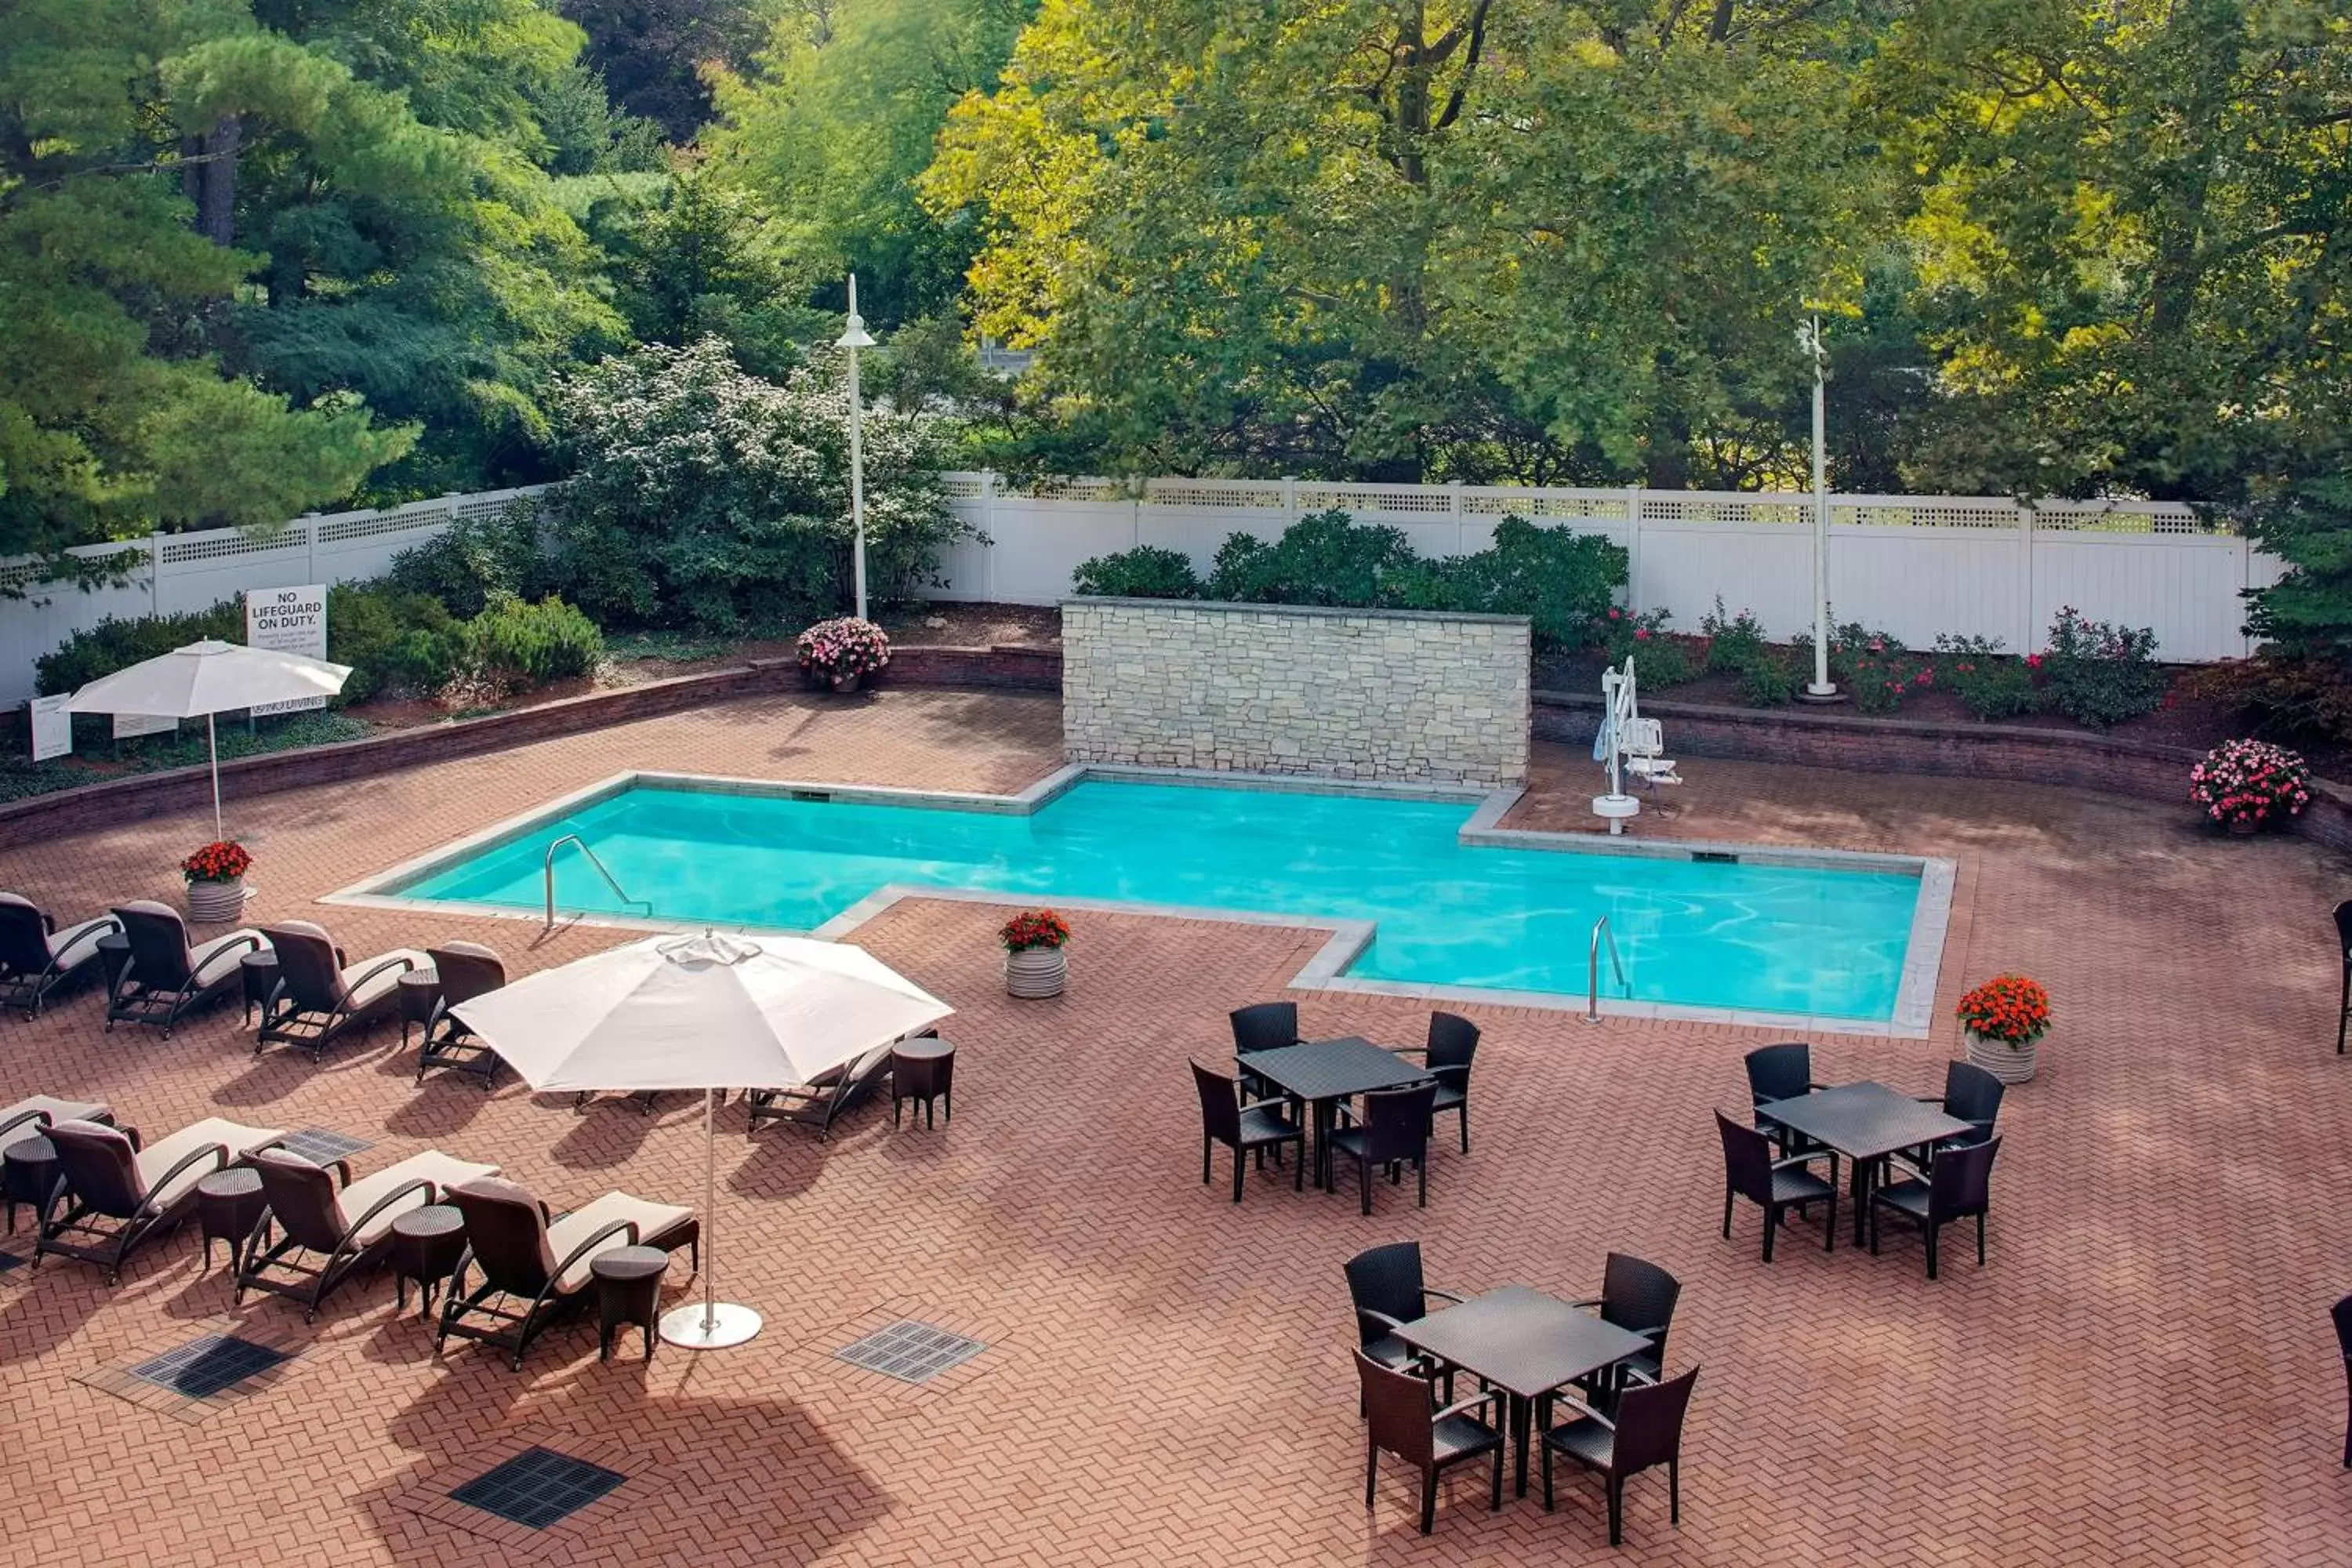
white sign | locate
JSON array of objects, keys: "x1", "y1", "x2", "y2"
[
  {"x1": 114, "y1": 711, "x2": 176, "y2": 740},
  {"x1": 28, "y1": 695, "x2": 72, "y2": 761},
  {"x1": 245, "y1": 584, "x2": 329, "y2": 715}
]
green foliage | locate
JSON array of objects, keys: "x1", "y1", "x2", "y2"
[
  {"x1": 386, "y1": 501, "x2": 546, "y2": 617},
  {"x1": 2041, "y1": 608, "x2": 2169, "y2": 730},
  {"x1": 1700, "y1": 597, "x2": 1771, "y2": 674},
  {"x1": 2185, "y1": 654, "x2": 2352, "y2": 743},
  {"x1": 328, "y1": 586, "x2": 466, "y2": 702},
  {"x1": 1933, "y1": 635, "x2": 2043, "y2": 723},
  {"x1": 542, "y1": 336, "x2": 971, "y2": 631},
  {"x1": 2245, "y1": 473, "x2": 2352, "y2": 662},
  {"x1": 35, "y1": 602, "x2": 246, "y2": 696},
  {"x1": 1072, "y1": 546, "x2": 1203, "y2": 600},
  {"x1": 1599, "y1": 608, "x2": 1694, "y2": 687},
  {"x1": 1208, "y1": 512, "x2": 1417, "y2": 606},
  {"x1": 565, "y1": 0, "x2": 775, "y2": 141},
  {"x1": 1735, "y1": 654, "x2": 1804, "y2": 708},
  {"x1": 0, "y1": 711, "x2": 372, "y2": 804},
  {"x1": 1468, "y1": 517, "x2": 1626, "y2": 647},
  {"x1": 469, "y1": 593, "x2": 604, "y2": 691}
]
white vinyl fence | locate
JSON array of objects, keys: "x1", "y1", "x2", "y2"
[
  {"x1": 932, "y1": 474, "x2": 2285, "y2": 666},
  {"x1": 0, "y1": 488, "x2": 545, "y2": 706},
  {"x1": 0, "y1": 473, "x2": 2285, "y2": 707}
]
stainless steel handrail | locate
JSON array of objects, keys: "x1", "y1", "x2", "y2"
[
  {"x1": 1584, "y1": 915, "x2": 1629, "y2": 1024},
  {"x1": 543, "y1": 834, "x2": 654, "y2": 929}
]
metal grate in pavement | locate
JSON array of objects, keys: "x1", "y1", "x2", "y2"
[
  {"x1": 278, "y1": 1127, "x2": 372, "y2": 1166},
  {"x1": 129, "y1": 1334, "x2": 290, "y2": 1399},
  {"x1": 833, "y1": 1319, "x2": 985, "y2": 1385},
  {"x1": 448, "y1": 1446, "x2": 626, "y2": 1530}
]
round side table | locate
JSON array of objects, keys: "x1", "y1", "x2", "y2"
[
  {"x1": 593, "y1": 1246, "x2": 670, "y2": 1363},
  {"x1": 194, "y1": 1167, "x2": 267, "y2": 1275},
  {"x1": 396, "y1": 968, "x2": 441, "y2": 1047},
  {"x1": 96, "y1": 934, "x2": 132, "y2": 1003},
  {"x1": 891, "y1": 1036, "x2": 956, "y2": 1130},
  {"x1": 3, "y1": 1134, "x2": 60, "y2": 1235},
  {"x1": 390, "y1": 1203, "x2": 466, "y2": 1319},
  {"x1": 240, "y1": 952, "x2": 281, "y2": 1026}
]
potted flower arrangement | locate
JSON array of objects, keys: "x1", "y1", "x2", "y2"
[
  {"x1": 796, "y1": 616, "x2": 891, "y2": 694},
  {"x1": 1000, "y1": 909, "x2": 1070, "y2": 999},
  {"x1": 1955, "y1": 974, "x2": 2051, "y2": 1085},
  {"x1": 181, "y1": 840, "x2": 253, "y2": 923},
  {"x1": 2189, "y1": 738, "x2": 2311, "y2": 835}
]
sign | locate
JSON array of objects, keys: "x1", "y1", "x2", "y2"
[
  {"x1": 114, "y1": 712, "x2": 176, "y2": 740},
  {"x1": 245, "y1": 584, "x2": 328, "y2": 716},
  {"x1": 27, "y1": 695, "x2": 72, "y2": 762}
]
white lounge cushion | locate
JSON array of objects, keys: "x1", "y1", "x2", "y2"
[
  {"x1": 334, "y1": 1152, "x2": 500, "y2": 1245},
  {"x1": 0, "y1": 1096, "x2": 109, "y2": 1143},
  {"x1": 343, "y1": 949, "x2": 429, "y2": 1011},
  {"x1": 134, "y1": 1118, "x2": 285, "y2": 1209},
  {"x1": 191, "y1": 929, "x2": 268, "y2": 986},
  {"x1": 46, "y1": 915, "x2": 118, "y2": 971},
  {"x1": 548, "y1": 1192, "x2": 692, "y2": 1294}
]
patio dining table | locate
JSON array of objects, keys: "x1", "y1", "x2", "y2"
[
  {"x1": 1392, "y1": 1286, "x2": 1653, "y2": 1499},
  {"x1": 1240, "y1": 1037, "x2": 1432, "y2": 1190},
  {"x1": 1756, "y1": 1080, "x2": 1973, "y2": 1245}
]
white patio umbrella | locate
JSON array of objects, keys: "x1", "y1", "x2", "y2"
[
  {"x1": 451, "y1": 929, "x2": 952, "y2": 1349},
  {"x1": 65, "y1": 639, "x2": 352, "y2": 840}
]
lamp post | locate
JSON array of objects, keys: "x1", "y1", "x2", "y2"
[
  {"x1": 1797, "y1": 315, "x2": 1838, "y2": 699},
  {"x1": 837, "y1": 274, "x2": 877, "y2": 621}
]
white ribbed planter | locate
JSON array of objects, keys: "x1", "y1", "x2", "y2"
[
  {"x1": 186, "y1": 877, "x2": 246, "y2": 924},
  {"x1": 1004, "y1": 946, "x2": 1066, "y2": 999},
  {"x1": 1965, "y1": 1030, "x2": 2039, "y2": 1085}
]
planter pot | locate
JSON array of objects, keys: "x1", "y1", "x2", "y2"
[
  {"x1": 186, "y1": 877, "x2": 246, "y2": 924},
  {"x1": 829, "y1": 671, "x2": 863, "y2": 694},
  {"x1": 2227, "y1": 817, "x2": 2263, "y2": 837},
  {"x1": 1965, "y1": 1029, "x2": 2038, "y2": 1085},
  {"x1": 1004, "y1": 946, "x2": 1066, "y2": 999}
]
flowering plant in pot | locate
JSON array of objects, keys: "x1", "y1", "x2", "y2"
[
  {"x1": 796, "y1": 617, "x2": 891, "y2": 692},
  {"x1": 180, "y1": 840, "x2": 252, "y2": 923},
  {"x1": 1000, "y1": 909, "x2": 1069, "y2": 999},
  {"x1": 1955, "y1": 974, "x2": 2051, "y2": 1085},
  {"x1": 2188, "y1": 738, "x2": 2311, "y2": 833}
]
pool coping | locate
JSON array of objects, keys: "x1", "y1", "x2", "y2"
[{"x1": 324, "y1": 764, "x2": 1953, "y2": 1039}]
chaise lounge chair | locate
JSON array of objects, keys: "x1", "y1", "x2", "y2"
[
  {"x1": 254, "y1": 921, "x2": 427, "y2": 1061},
  {"x1": 34, "y1": 1116, "x2": 285, "y2": 1282},
  {"x1": 237, "y1": 1147, "x2": 500, "y2": 1320},
  {"x1": 415, "y1": 942, "x2": 508, "y2": 1087},
  {"x1": 2, "y1": 1096, "x2": 113, "y2": 1232},
  {"x1": 106, "y1": 901, "x2": 268, "y2": 1038},
  {"x1": 0, "y1": 895, "x2": 122, "y2": 1018},
  {"x1": 437, "y1": 1176, "x2": 699, "y2": 1370},
  {"x1": 745, "y1": 1040, "x2": 899, "y2": 1140}
]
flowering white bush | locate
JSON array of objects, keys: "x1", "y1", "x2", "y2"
[
  {"x1": 2188, "y1": 738, "x2": 2312, "y2": 830},
  {"x1": 797, "y1": 617, "x2": 891, "y2": 681}
]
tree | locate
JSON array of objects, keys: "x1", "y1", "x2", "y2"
[{"x1": 561, "y1": 0, "x2": 778, "y2": 141}]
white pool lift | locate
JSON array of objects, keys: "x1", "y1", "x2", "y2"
[{"x1": 1592, "y1": 655, "x2": 1679, "y2": 834}]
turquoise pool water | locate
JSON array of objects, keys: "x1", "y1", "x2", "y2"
[{"x1": 394, "y1": 779, "x2": 1922, "y2": 1020}]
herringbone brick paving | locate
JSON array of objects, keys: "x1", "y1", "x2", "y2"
[{"x1": 1, "y1": 686, "x2": 2348, "y2": 1565}]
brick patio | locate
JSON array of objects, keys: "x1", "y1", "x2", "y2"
[{"x1": 2, "y1": 686, "x2": 2349, "y2": 1566}]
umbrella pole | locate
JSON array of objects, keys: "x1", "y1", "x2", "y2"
[
  {"x1": 659, "y1": 1085, "x2": 762, "y2": 1351},
  {"x1": 207, "y1": 713, "x2": 223, "y2": 841}
]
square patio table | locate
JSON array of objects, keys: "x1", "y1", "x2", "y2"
[
  {"x1": 1756, "y1": 1080, "x2": 1973, "y2": 1245},
  {"x1": 1392, "y1": 1286, "x2": 1653, "y2": 1498},
  {"x1": 1240, "y1": 1037, "x2": 1431, "y2": 1190}
]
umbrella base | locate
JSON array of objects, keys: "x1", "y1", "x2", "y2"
[{"x1": 659, "y1": 1301, "x2": 762, "y2": 1349}]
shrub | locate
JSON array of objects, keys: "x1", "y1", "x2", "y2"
[
  {"x1": 1735, "y1": 652, "x2": 1805, "y2": 706},
  {"x1": 2041, "y1": 605, "x2": 2166, "y2": 729},
  {"x1": 1700, "y1": 597, "x2": 1771, "y2": 674},
  {"x1": 384, "y1": 500, "x2": 543, "y2": 617},
  {"x1": 2188, "y1": 738, "x2": 2312, "y2": 831},
  {"x1": 35, "y1": 601, "x2": 244, "y2": 695},
  {"x1": 330, "y1": 586, "x2": 466, "y2": 701},
  {"x1": 2244, "y1": 472, "x2": 2352, "y2": 661},
  {"x1": 1474, "y1": 516, "x2": 1625, "y2": 645},
  {"x1": 1599, "y1": 607, "x2": 1696, "y2": 685},
  {"x1": 1207, "y1": 510, "x2": 1417, "y2": 605},
  {"x1": 1933, "y1": 634, "x2": 2043, "y2": 721},
  {"x1": 1072, "y1": 545, "x2": 1202, "y2": 599},
  {"x1": 2180, "y1": 655, "x2": 2352, "y2": 742},
  {"x1": 468, "y1": 595, "x2": 604, "y2": 692}
]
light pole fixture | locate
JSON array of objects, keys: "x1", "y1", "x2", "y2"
[
  {"x1": 837, "y1": 274, "x2": 877, "y2": 621},
  {"x1": 1796, "y1": 315, "x2": 1838, "y2": 700}
]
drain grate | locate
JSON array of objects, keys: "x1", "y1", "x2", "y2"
[
  {"x1": 129, "y1": 1334, "x2": 290, "y2": 1399},
  {"x1": 833, "y1": 1319, "x2": 986, "y2": 1385},
  {"x1": 278, "y1": 1127, "x2": 373, "y2": 1166},
  {"x1": 449, "y1": 1446, "x2": 626, "y2": 1530}
]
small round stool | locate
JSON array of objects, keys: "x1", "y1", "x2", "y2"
[
  {"x1": 390, "y1": 1203, "x2": 466, "y2": 1319},
  {"x1": 593, "y1": 1246, "x2": 670, "y2": 1363},
  {"x1": 891, "y1": 1036, "x2": 956, "y2": 1129},
  {"x1": 396, "y1": 968, "x2": 441, "y2": 1047},
  {"x1": 3, "y1": 1134, "x2": 60, "y2": 1234},
  {"x1": 240, "y1": 952, "x2": 281, "y2": 1025},
  {"x1": 194, "y1": 1167, "x2": 267, "y2": 1274}
]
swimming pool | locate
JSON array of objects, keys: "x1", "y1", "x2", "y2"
[{"x1": 358, "y1": 771, "x2": 1946, "y2": 1029}]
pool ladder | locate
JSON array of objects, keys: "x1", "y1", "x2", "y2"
[
  {"x1": 543, "y1": 835, "x2": 654, "y2": 930},
  {"x1": 1584, "y1": 915, "x2": 1629, "y2": 1025}
]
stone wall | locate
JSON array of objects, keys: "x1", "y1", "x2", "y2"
[{"x1": 1061, "y1": 598, "x2": 1530, "y2": 786}]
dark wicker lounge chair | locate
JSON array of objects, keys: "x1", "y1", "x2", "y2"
[
  {"x1": 1192, "y1": 1060, "x2": 1302, "y2": 1203},
  {"x1": 2334, "y1": 1292, "x2": 2352, "y2": 1468},
  {"x1": 1715, "y1": 1111, "x2": 1838, "y2": 1261},
  {"x1": 1356, "y1": 1349, "x2": 1504, "y2": 1534},
  {"x1": 436, "y1": 1176, "x2": 698, "y2": 1370},
  {"x1": 1541, "y1": 1366, "x2": 1700, "y2": 1544},
  {"x1": 34, "y1": 1116, "x2": 285, "y2": 1282},
  {"x1": 1328, "y1": 1083, "x2": 1436, "y2": 1217},
  {"x1": 1388, "y1": 1011, "x2": 1479, "y2": 1153},
  {"x1": 0, "y1": 895, "x2": 120, "y2": 1018},
  {"x1": 255, "y1": 920, "x2": 426, "y2": 1061},
  {"x1": 415, "y1": 942, "x2": 508, "y2": 1087},
  {"x1": 1869, "y1": 1134, "x2": 2001, "y2": 1279},
  {"x1": 105, "y1": 901, "x2": 267, "y2": 1037},
  {"x1": 2336, "y1": 902, "x2": 2352, "y2": 1054},
  {"x1": 746, "y1": 1040, "x2": 898, "y2": 1139},
  {"x1": 237, "y1": 1148, "x2": 499, "y2": 1320}
]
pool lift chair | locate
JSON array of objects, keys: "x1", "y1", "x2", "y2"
[{"x1": 1592, "y1": 655, "x2": 1679, "y2": 836}]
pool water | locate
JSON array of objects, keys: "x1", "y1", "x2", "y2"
[{"x1": 394, "y1": 779, "x2": 1922, "y2": 1021}]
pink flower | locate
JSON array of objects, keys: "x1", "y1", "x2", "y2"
[
  {"x1": 1634, "y1": 627, "x2": 1651, "y2": 641},
  {"x1": 2025, "y1": 653, "x2": 2044, "y2": 670},
  {"x1": 1607, "y1": 608, "x2": 1621, "y2": 620}
]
